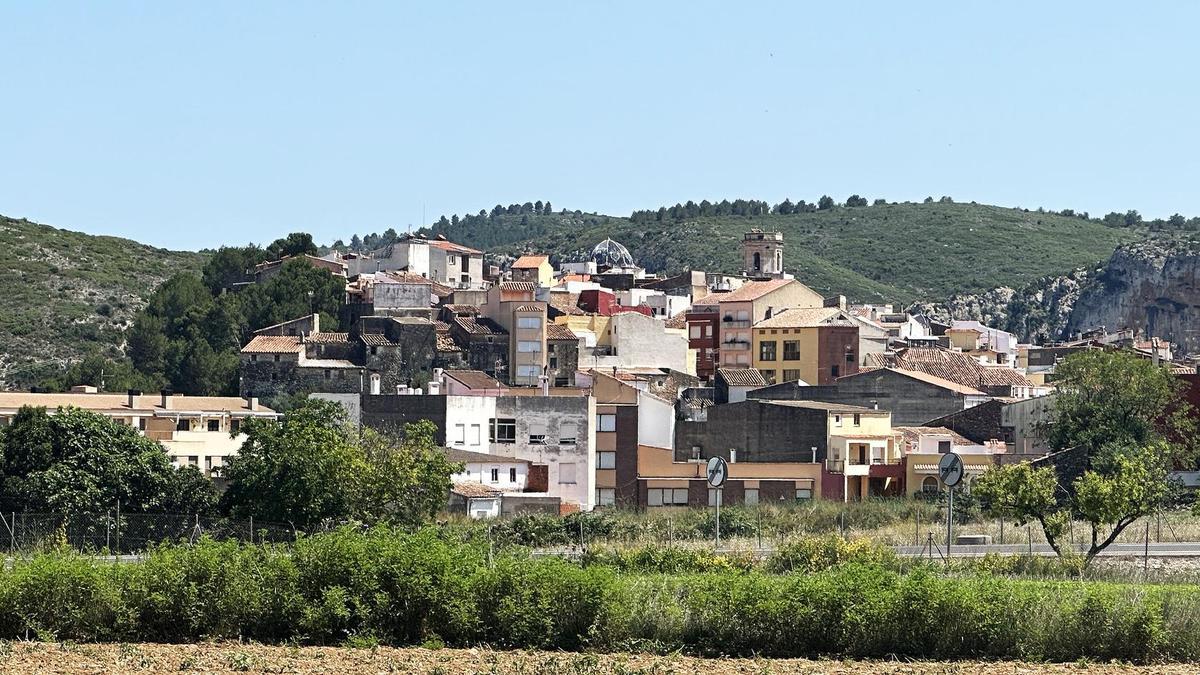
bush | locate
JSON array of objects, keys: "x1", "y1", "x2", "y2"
[{"x1": 765, "y1": 535, "x2": 897, "y2": 574}]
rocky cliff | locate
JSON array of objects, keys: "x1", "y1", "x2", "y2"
[{"x1": 1066, "y1": 240, "x2": 1200, "y2": 355}]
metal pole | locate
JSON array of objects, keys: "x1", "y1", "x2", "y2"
[
  {"x1": 757, "y1": 505, "x2": 763, "y2": 551},
  {"x1": 999, "y1": 518, "x2": 1004, "y2": 545},
  {"x1": 714, "y1": 489, "x2": 721, "y2": 550},
  {"x1": 115, "y1": 500, "x2": 121, "y2": 555},
  {"x1": 1144, "y1": 521, "x2": 1150, "y2": 574},
  {"x1": 1028, "y1": 525, "x2": 1033, "y2": 556},
  {"x1": 946, "y1": 488, "x2": 953, "y2": 561},
  {"x1": 249, "y1": 516, "x2": 254, "y2": 545},
  {"x1": 106, "y1": 510, "x2": 111, "y2": 552},
  {"x1": 915, "y1": 511, "x2": 920, "y2": 546}
]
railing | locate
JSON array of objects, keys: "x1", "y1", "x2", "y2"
[
  {"x1": 721, "y1": 340, "x2": 751, "y2": 350},
  {"x1": 0, "y1": 512, "x2": 303, "y2": 555},
  {"x1": 722, "y1": 319, "x2": 752, "y2": 328}
]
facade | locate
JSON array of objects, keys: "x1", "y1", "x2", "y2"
[
  {"x1": 0, "y1": 390, "x2": 277, "y2": 479},
  {"x1": 251, "y1": 255, "x2": 347, "y2": 283},
  {"x1": 692, "y1": 279, "x2": 825, "y2": 369},
  {"x1": 510, "y1": 255, "x2": 555, "y2": 287},
  {"x1": 445, "y1": 447, "x2": 530, "y2": 518},
  {"x1": 864, "y1": 346, "x2": 1043, "y2": 397},
  {"x1": 482, "y1": 282, "x2": 549, "y2": 386},
  {"x1": 751, "y1": 307, "x2": 860, "y2": 385},
  {"x1": 339, "y1": 235, "x2": 486, "y2": 289},
  {"x1": 589, "y1": 371, "x2": 676, "y2": 508},
  {"x1": 685, "y1": 305, "x2": 721, "y2": 380},
  {"x1": 577, "y1": 311, "x2": 692, "y2": 374},
  {"x1": 742, "y1": 229, "x2": 785, "y2": 279}
]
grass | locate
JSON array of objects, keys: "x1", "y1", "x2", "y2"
[{"x1": 0, "y1": 215, "x2": 205, "y2": 388}]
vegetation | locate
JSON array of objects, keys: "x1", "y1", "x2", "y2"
[
  {"x1": 974, "y1": 351, "x2": 1193, "y2": 565},
  {"x1": 221, "y1": 400, "x2": 458, "y2": 527},
  {"x1": 1, "y1": 527, "x2": 1198, "y2": 662},
  {"x1": 0, "y1": 215, "x2": 204, "y2": 389},
  {"x1": 0, "y1": 406, "x2": 217, "y2": 515}
]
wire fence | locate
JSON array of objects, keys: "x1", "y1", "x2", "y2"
[{"x1": 0, "y1": 511, "x2": 303, "y2": 555}]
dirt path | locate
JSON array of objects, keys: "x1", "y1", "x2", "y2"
[{"x1": 1, "y1": 642, "x2": 1193, "y2": 674}]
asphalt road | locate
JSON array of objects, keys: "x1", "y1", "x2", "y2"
[{"x1": 897, "y1": 541, "x2": 1200, "y2": 558}]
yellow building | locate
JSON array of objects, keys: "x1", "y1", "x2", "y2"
[
  {"x1": 904, "y1": 452, "x2": 995, "y2": 496},
  {"x1": 751, "y1": 307, "x2": 859, "y2": 385},
  {"x1": 511, "y1": 255, "x2": 555, "y2": 287}
]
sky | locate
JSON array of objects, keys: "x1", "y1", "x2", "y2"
[{"x1": 2, "y1": 2, "x2": 1199, "y2": 251}]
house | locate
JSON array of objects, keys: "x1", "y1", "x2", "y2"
[
  {"x1": 714, "y1": 367, "x2": 767, "y2": 404},
  {"x1": 589, "y1": 371, "x2": 677, "y2": 507},
  {"x1": 751, "y1": 307, "x2": 860, "y2": 385},
  {"x1": 442, "y1": 306, "x2": 510, "y2": 379},
  {"x1": 685, "y1": 304, "x2": 721, "y2": 380},
  {"x1": 0, "y1": 389, "x2": 278, "y2": 480},
  {"x1": 674, "y1": 398, "x2": 899, "y2": 502},
  {"x1": 445, "y1": 447, "x2": 531, "y2": 518},
  {"x1": 440, "y1": 370, "x2": 508, "y2": 396},
  {"x1": 250, "y1": 254, "x2": 347, "y2": 283},
  {"x1": 896, "y1": 427, "x2": 998, "y2": 496},
  {"x1": 864, "y1": 346, "x2": 1044, "y2": 397},
  {"x1": 546, "y1": 322, "x2": 581, "y2": 386},
  {"x1": 482, "y1": 282, "x2": 549, "y2": 386},
  {"x1": 344, "y1": 271, "x2": 438, "y2": 322},
  {"x1": 691, "y1": 279, "x2": 825, "y2": 369},
  {"x1": 948, "y1": 321, "x2": 1019, "y2": 366},
  {"x1": 448, "y1": 482, "x2": 504, "y2": 519},
  {"x1": 511, "y1": 255, "x2": 555, "y2": 287},
  {"x1": 922, "y1": 395, "x2": 1055, "y2": 461},
  {"x1": 576, "y1": 311, "x2": 692, "y2": 375},
  {"x1": 748, "y1": 367, "x2": 991, "y2": 425},
  {"x1": 338, "y1": 234, "x2": 486, "y2": 289}
]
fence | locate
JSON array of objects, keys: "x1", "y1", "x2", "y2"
[{"x1": 0, "y1": 511, "x2": 302, "y2": 555}]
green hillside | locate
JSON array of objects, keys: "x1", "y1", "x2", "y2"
[
  {"x1": 425, "y1": 202, "x2": 1135, "y2": 305},
  {"x1": 0, "y1": 216, "x2": 205, "y2": 388}
]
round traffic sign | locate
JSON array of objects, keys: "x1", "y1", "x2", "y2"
[
  {"x1": 706, "y1": 456, "x2": 728, "y2": 487},
  {"x1": 938, "y1": 452, "x2": 964, "y2": 488}
]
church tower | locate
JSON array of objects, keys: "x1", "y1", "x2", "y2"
[{"x1": 742, "y1": 229, "x2": 784, "y2": 279}]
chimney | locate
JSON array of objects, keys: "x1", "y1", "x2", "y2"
[
  {"x1": 249, "y1": 397, "x2": 259, "y2": 412},
  {"x1": 540, "y1": 374, "x2": 550, "y2": 397},
  {"x1": 127, "y1": 389, "x2": 140, "y2": 409},
  {"x1": 370, "y1": 373, "x2": 381, "y2": 395},
  {"x1": 160, "y1": 389, "x2": 173, "y2": 410}
]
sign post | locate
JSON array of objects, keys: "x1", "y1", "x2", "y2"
[
  {"x1": 938, "y1": 452, "x2": 964, "y2": 560},
  {"x1": 706, "y1": 456, "x2": 728, "y2": 550}
]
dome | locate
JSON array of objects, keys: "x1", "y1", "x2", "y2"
[{"x1": 591, "y1": 238, "x2": 634, "y2": 269}]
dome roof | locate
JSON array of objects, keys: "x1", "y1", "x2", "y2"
[{"x1": 591, "y1": 238, "x2": 634, "y2": 268}]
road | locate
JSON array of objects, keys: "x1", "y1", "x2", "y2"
[{"x1": 895, "y1": 541, "x2": 1200, "y2": 558}]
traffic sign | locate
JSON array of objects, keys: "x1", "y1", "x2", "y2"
[
  {"x1": 938, "y1": 452, "x2": 964, "y2": 488},
  {"x1": 706, "y1": 456, "x2": 728, "y2": 487}
]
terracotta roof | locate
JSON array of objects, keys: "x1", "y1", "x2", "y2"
[
  {"x1": 433, "y1": 320, "x2": 451, "y2": 331},
  {"x1": 755, "y1": 307, "x2": 852, "y2": 329},
  {"x1": 359, "y1": 334, "x2": 400, "y2": 347},
  {"x1": 382, "y1": 271, "x2": 433, "y2": 284},
  {"x1": 429, "y1": 280, "x2": 454, "y2": 298},
  {"x1": 453, "y1": 316, "x2": 507, "y2": 336},
  {"x1": 693, "y1": 279, "x2": 798, "y2": 305},
  {"x1": 513, "y1": 304, "x2": 545, "y2": 313},
  {"x1": 873, "y1": 347, "x2": 1032, "y2": 389},
  {"x1": 445, "y1": 447, "x2": 528, "y2": 464},
  {"x1": 838, "y1": 367, "x2": 987, "y2": 396},
  {"x1": 241, "y1": 335, "x2": 302, "y2": 354},
  {"x1": 436, "y1": 334, "x2": 463, "y2": 352},
  {"x1": 512, "y1": 255, "x2": 549, "y2": 269},
  {"x1": 450, "y1": 481, "x2": 502, "y2": 498},
  {"x1": 443, "y1": 304, "x2": 480, "y2": 315},
  {"x1": 444, "y1": 370, "x2": 507, "y2": 391},
  {"x1": 893, "y1": 426, "x2": 973, "y2": 448},
  {"x1": 0, "y1": 392, "x2": 276, "y2": 415},
  {"x1": 428, "y1": 239, "x2": 482, "y2": 255},
  {"x1": 548, "y1": 292, "x2": 585, "y2": 316},
  {"x1": 546, "y1": 323, "x2": 578, "y2": 341},
  {"x1": 716, "y1": 368, "x2": 768, "y2": 387},
  {"x1": 500, "y1": 281, "x2": 537, "y2": 292},
  {"x1": 307, "y1": 332, "x2": 349, "y2": 344},
  {"x1": 664, "y1": 313, "x2": 688, "y2": 330}
]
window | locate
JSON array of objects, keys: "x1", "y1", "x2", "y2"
[
  {"x1": 516, "y1": 364, "x2": 541, "y2": 378},
  {"x1": 782, "y1": 369, "x2": 802, "y2": 382},
  {"x1": 559, "y1": 423, "x2": 577, "y2": 445},
  {"x1": 453, "y1": 423, "x2": 466, "y2": 445},
  {"x1": 597, "y1": 414, "x2": 616, "y2": 432},
  {"x1": 597, "y1": 451, "x2": 616, "y2": 469},
  {"x1": 490, "y1": 418, "x2": 517, "y2": 444},
  {"x1": 509, "y1": 467, "x2": 517, "y2": 483},
  {"x1": 744, "y1": 488, "x2": 759, "y2": 505},
  {"x1": 176, "y1": 419, "x2": 190, "y2": 432},
  {"x1": 735, "y1": 353, "x2": 750, "y2": 365},
  {"x1": 250, "y1": 354, "x2": 258, "y2": 362},
  {"x1": 938, "y1": 440, "x2": 952, "y2": 453},
  {"x1": 529, "y1": 433, "x2": 547, "y2": 444},
  {"x1": 205, "y1": 456, "x2": 213, "y2": 472},
  {"x1": 833, "y1": 414, "x2": 842, "y2": 427},
  {"x1": 517, "y1": 316, "x2": 542, "y2": 329},
  {"x1": 708, "y1": 488, "x2": 723, "y2": 506},
  {"x1": 490, "y1": 468, "x2": 499, "y2": 483},
  {"x1": 922, "y1": 476, "x2": 939, "y2": 494},
  {"x1": 831, "y1": 365, "x2": 840, "y2": 377},
  {"x1": 846, "y1": 351, "x2": 856, "y2": 363},
  {"x1": 758, "y1": 369, "x2": 777, "y2": 385},
  {"x1": 647, "y1": 488, "x2": 689, "y2": 506},
  {"x1": 207, "y1": 419, "x2": 220, "y2": 432},
  {"x1": 853, "y1": 413, "x2": 861, "y2": 426},
  {"x1": 783, "y1": 340, "x2": 800, "y2": 361},
  {"x1": 689, "y1": 325, "x2": 703, "y2": 339},
  {"x1": 188, "y1": 456, "x2": 199, "y2": 467},
  {"x1": 470, "y1": 424, "x2": 481, "y2": 446},
  {"x1": 517, "y1": 340, "x2": 542, "y2": 353},
  {"x1": 795, "y1": 488, "x2": 813, "y2": 500},
  {"x1": 559, "y1": 462, "x2": 577, "y2": 484},
  {"x1": 273, "y1": 354, "x2": 280, "y2": 362},
  {"x1": 230, "y1": 419, "x2": 239, "y2": 433},
  {"x1": 737, "y1": 310, "x2": 750, "y2": 321},
  {"x1": 596, "y1": 488, "x2": 615, "y2": 506},
  {"x1": 139, "y1": 418, "x2": 148, "y2": 432},
  {"x1": 759, "y1": 340, "x2": 777, "y2": 361},
  {"x1": 323, "y1": 369, "x2": 331, "y2": 380}
]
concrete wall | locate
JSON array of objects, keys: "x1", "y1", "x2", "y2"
[
  {"x1": 674, "y1": 400, "x2": 829, "y2": 464},
  {"x1": 749, "y1": 369, "x2": 971, "y2": 426},
  {"x1": 374, "y1": 282, "x2": 432, "y2": 310},
  {"x1": 1001, "y1": 394, "x2": 1056, "y2": 455},
  {"x1": 579, "y1": 312, "x2": 688, "y2": 372},
  {"x1": 492, "y1": 395, "x2": 596, "y2": 510}
]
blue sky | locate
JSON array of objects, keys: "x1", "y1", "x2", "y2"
[{"x1": 2, "y1": 2, "x2": 1198, "y2": 250}]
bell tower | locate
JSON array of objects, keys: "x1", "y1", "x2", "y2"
[{"x1": 742, "y1": 229, "x2": 784, "y2": 279}]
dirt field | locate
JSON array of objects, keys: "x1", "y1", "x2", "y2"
[{"x1": 0, "y1": 642, "x2": 1195, "y2": 674}]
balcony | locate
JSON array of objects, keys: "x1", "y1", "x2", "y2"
[
  {"x1": 722, "y1": 318, "x2": 752, "y2": 328},
  {"x1": 825, "y1": 459, "x2": 869, "y2": 476},
  {"x1": 721, "y1": 340, "x2": 751, "y2": 351}
]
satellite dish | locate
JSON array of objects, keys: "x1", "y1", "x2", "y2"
[
  {"x1": 938, "y1": 452, "x2": 965, "y2": 488},
  {"x1": 706, "y1": 456, "x2": 728, "y2": 487}
]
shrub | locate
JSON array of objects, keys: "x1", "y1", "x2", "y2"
[{"x1": 765, "y1": 535, "x2": 897, "y2": 574}]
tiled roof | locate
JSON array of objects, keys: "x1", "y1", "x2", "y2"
[
  {"x1": 453, "y1": 316, "x2": 507, "y2": 336},
  {"x1": 512, "y1": 255, "x2": 549, "y2": 269},
  {"x1": 754, "y1": 307, "x2": 852, "y2": 329},
  {"x1": 359, "y1": 334, "x2": 400, "y2": 347},
  {"x1": 241, "y1": 335, "x2": 302, "y2": 354},
  {"x1": 443, "y1": 304, "x2": 480, "y2": 315},
  {"x1": 875, "y1": 347, "x2": 1032, "y2": 389},
  {"x1": 513, "y1": 304, "x2": 545, "y2": 313},
  {"x1": 307, "y1": 332, "x2": 350, "y2": 344},
  {"x1": 0, "y1": 392, "x2": 276, "y2": 415},
  {"x1": 436, "y1": 333, "x2": 463, "y2": 352},
  {"x1": 445, "y1": 447, "x2": 528, "y2": 464},
  {"x1": 382, "y1": 271, "x2": 433, "y2": 284},
  {"x1": 253, "y1": 315, "x2": 316, "y2": 335},
  {"x1": 693, "y1": 279, "x2": 797, "y2": 305},
  {"x1": 500, "y1": 281, "x2": 537, "y2": 292},
  {"x1": 450, "y1": 481, "x2": 502, "y2": 498},
  {"x1": 664, "y1": 313, "x2": 688, "y2": 330},
  {"x1": 428, "y1": 238, "x2": 482, "y2": 255},
  {"x1": 716, "y1": 368, "x2": 768, "y2": 387},
  {"x1": 545, "y1": 323, "x2": 578, "y2": 341},
  {"x1": 548, "y1": 292, "x2": 585, "y2": 316},
  {"x1": 838, "y1": 367, "x2": 988, "y2": 396},
  {"x1": 893, "y1": 426, "x2": 973, "y2": 448},
  {"x1": 444, "y1": 370, "x2": 507, "y2": 390}
]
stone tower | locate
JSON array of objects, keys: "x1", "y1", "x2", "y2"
[{"x1": 742, "y1": 229, "x2": 784, "y2": 279}]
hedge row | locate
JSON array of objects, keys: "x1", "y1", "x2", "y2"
[{"x1": 0, "y1": 527, "x2": 1197, "y2": 662}]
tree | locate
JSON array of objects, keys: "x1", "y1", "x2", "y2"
[
  {"x1": 542, "y1": 201, "x2": 551, "y2": 215},
  {"x1": 201, "y1": 245, "x2": 268, "y2": 294},
  {"x1": 221, "y1": 401, "x2": 459, "y2": 526},
  {"x1": 872, "y1": 198, "x2": 887, "y2": 206},
  {"x1": 0, "y1": 406, "x2": 217, "y2": 515},
  {"x1": 350, "y1": 234, "x2": 362, "y2": 251},
  {"x1": 266, "y1": 232, "x2": 317, "y2": 260},
  {"x1": 845, "y1": 195, "x2": 868, "y2": 207},
  {"x1": 817, "y1": 195, "x2": 835, "y2": 210}
]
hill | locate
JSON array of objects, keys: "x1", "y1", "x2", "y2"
[
  {"x1": 0, "y1": 215, "x2": 205, "y2": 388},
  {"x1": 423, "y1": 201, "x2": 1135, "y2": 305}
]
